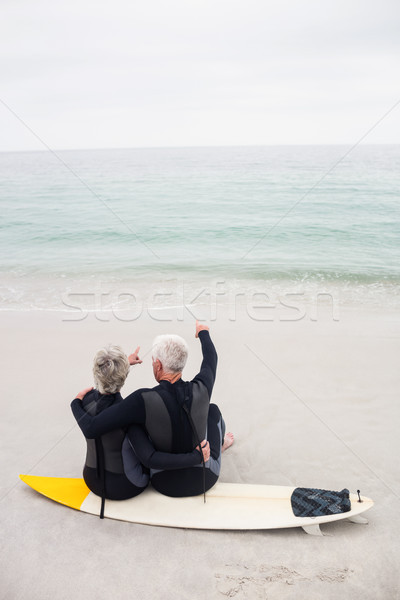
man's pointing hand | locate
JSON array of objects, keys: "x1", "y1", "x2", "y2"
[{"x1": 195, "y1": 320, "x2": 209, "y2": 338}]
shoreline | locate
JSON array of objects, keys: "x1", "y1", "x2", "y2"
[
  {"x1": 2, "y1": 274, "x2": 400, "y2": 315},
  {"x1": 2, "y1": 303, "x2": 400, "y2": 324}
]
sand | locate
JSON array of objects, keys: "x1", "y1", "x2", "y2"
[{"x1": 1, "y1": 304, "x2": 399, "y2": 599}]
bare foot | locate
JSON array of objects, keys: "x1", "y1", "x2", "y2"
[{"x1": 222, "y1": 432, "x2": 234, "y2": 453}]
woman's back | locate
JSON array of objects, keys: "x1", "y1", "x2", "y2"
[
  {"x1": 81, "y1": 389, "x2": 148, "y2": 500},
  {"x1": 82, "y1": 390, "x2": 126, "y2": 474}
]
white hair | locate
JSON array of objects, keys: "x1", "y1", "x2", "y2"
[
  {"x1": 93, "y1": 344, "x2": 130, "y2": 395},
  {"x1": 152, "y1": 334, "x2": 188, "y2": 374}
]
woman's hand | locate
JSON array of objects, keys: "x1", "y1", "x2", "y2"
[
  {"x1": 128, "y1": 346, "x2": 143, "y2": 366},
  {"x1": 196, "y1": 439, "x2": 210, "y2": 462},
  {"x1": 75, "y1": 386, "x2": 93, "y2": 401}
]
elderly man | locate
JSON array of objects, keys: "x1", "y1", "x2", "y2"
[{"x1": 71, "y1": 321, "x2": 233, "y2": 497}]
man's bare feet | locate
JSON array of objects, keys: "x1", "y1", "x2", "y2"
[{"x1": 222, "y1": 432, "x2": 234, "y2": 452}]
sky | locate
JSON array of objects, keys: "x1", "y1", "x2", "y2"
[{"x1": 1, "y1": 0, "x2": 400, "y2": 151}]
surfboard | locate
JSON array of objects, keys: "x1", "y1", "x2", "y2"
[{"x1": 19, "y1": 475, "x2": 373, "y2": 535}]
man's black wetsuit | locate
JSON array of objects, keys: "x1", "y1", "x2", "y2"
[
  {"x1": 79, "y1": 389, "x2": 204, "y2": 500},
  {"x1": 71, "y1": 330, "x2": 225, "y2": 497}
]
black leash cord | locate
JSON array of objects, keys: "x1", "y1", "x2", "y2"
[
  {"x1": 95, "y1": 437, "x2": 106, "y2": 519},
  {"x1": 182, "y1": 384, "x2": 206, "y2": 503}
]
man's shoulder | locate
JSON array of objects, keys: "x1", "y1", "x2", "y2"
[
  {"x1": 190, "y1": 377, "x2": 210, "y2": 396},
  {"x1": 122, "y1": 386, "x2": 158, "y2": 402}
]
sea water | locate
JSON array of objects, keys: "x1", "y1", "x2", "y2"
[{"x1": 0, "y1": 145, "x2": 399, "y2": 313}]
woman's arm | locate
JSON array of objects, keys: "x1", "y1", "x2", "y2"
[
  {"x1": 127, "y1": 424, "x2": 210, "y2": 470},
  {"x1": 71, "y1": 389, "x2": 146, "y2": 438}
]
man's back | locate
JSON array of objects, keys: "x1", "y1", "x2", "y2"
[{"x1": 141, "y1": 378, "x2": 210, "y2": 453}]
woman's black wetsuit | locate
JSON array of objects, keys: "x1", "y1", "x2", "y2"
[
  {"x1": 72, "y1": 330, "x2": 224, "y2": 497},
  {"x1": 79, "y1": 389, "x2": 204, "y2": 500}
]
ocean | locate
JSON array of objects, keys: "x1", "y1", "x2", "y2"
[{"x1": 1, "y1": 145, "x2": 399, "y2": 314}]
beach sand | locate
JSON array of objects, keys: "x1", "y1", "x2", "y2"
[{"x1": 1, "y1": 304, "x2": 399, "y2": 599}]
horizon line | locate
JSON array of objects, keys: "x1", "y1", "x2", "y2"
[{"x1": 1, "y1": 142, "x2": 399, "y2": 155}]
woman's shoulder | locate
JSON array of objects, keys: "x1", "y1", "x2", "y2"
[
  {"x1": 82, "y1": 389, "x2": 121, "y2": 413},
  {"x1": 81, "y1": 388, "x2": 99, "y2": 405}
]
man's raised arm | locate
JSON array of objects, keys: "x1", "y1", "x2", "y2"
[{"x1": 192, "y1": 321, "x2": 218, "y2": 397}]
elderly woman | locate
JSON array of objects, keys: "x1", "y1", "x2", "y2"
[
  {"x1": 75, "y1": 344, "x2": 209, "y2": 511},
  {"x1": 72, "y1": 322, "x2": 232, "y2": 499}
]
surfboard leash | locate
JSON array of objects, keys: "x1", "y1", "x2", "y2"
[
  {"x1": 95, "y1": 437, "x2": 106, "y2": 519},
  {"x1": 182, "y1": 383, "x2": 207, "y2": 504}
]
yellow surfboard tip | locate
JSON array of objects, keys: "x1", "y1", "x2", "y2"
[{"x1": 19, "y1": 474, "x2": 90, "y2": 510}]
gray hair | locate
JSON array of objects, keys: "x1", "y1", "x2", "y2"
[
  {"x1": 152, "y1": 334, "x2": 188, "y2": 374},
  {"x1": 93, "y1": 344, "x2": 130, "y2": 395}
]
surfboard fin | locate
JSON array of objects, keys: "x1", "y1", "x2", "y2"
[
  {"x1": 347, "y1": 515, "x2": 369, "y2": 524},
  {"x1": 302, "y1": 524, "x2": 324, "y2": 536}
]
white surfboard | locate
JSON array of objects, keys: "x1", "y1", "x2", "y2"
[{"x1": 19, "y1": 475, "x2": 373, "y2": 535}]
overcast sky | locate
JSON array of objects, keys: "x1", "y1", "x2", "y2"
[{"x1": 1, "y1": 0, "x2": 399, "y2": 151}]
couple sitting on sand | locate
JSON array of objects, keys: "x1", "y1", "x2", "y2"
[{"x1": 71, "y1": 321, "x2": 233, "y2": 507}]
